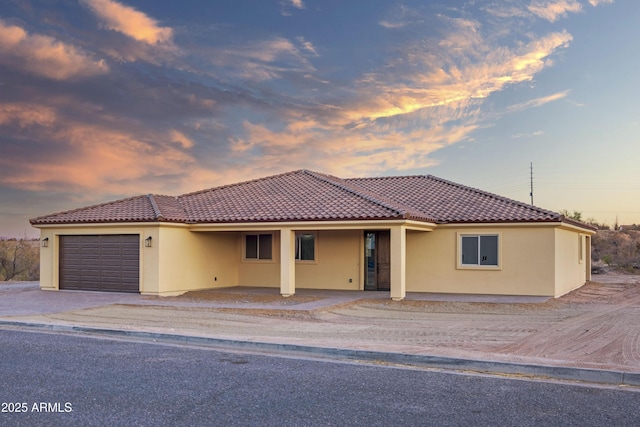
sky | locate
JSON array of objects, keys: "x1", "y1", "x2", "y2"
[{"x1": 1, "y1": 0, "x2": 639, "y2": 238}]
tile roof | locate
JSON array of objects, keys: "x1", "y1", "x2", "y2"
[
  {"x1": 29, "y1": 195, "x2": 171, "y2": 225},
  {"x1": 177, "y1": 170, "x2": 432, "y2": 223},
  {"x1": 346, "y1": 175, "x2": 561, "y2": 224},
  {"x1": 30, "y1": 169, "x2": 589, "y2": 229}
]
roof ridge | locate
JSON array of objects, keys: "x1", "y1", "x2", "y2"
[
  {"x1": 29, "y1": 194, "x2": 150, "y2": 224},
  {"x1": 146, "y1": 194, "x2": 164, "y2": 220},
  {"x1": 179, "y1": 170, "x2": 304, "y2": 199},
  {"x1": 303, "y1": 170, "x2": 433, "y2": 220}
]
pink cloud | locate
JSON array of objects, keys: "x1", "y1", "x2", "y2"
[
  {"x1": 528, "y1": 0, "x2": 583, "y2": 22},
  {"x1": 0, "y1": 20, "x2": 108, "y2": 80},
  {"x1": 81, "y1": 0, "x2": 173, "y2": 45}
]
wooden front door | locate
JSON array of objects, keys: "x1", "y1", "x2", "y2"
[{"x1": 364, "y1": 230, "x2": 391, "y2": 291}]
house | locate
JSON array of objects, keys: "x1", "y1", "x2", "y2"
[{"x1": 30, "y1": 169, "x2": 596, "y2": 299}]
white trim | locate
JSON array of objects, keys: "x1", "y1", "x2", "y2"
[
  {"x1": 190, "y1": 219, "x2": 436, "y2": 232},
  {"x1": 440, "y1": 221, "x2": 595, "y2": 234}
]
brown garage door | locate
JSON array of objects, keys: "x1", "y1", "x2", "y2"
[{"x1": 60, "y1": 235, "x2": 140, "y2": 293}]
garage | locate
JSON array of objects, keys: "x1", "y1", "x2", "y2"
[{"x1": 59, "y1": 235, "x2": 140, "y2": 293}]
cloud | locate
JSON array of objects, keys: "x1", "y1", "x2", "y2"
[
  {"x1": 296, "y1": 36, "x2": 318, "y2": 56},
  {"x1": 81, "y1": 0, "x2": 173, "y2": 45},
  {"x1": 280, "y1": 0, "x2": 305, "y2": 16},
  {"x1": 170, "y1": 130, "x2": 195, "y2": 149},
  {"x1": 587, "y1": 0, "x2": 614, "y2": 5},
  {"x1": 527, "y1": 0, "x2": 582, "y2": 22},
  {"x1": 290, "y1": 0, "x2": 305, "y2": 9},
  {"x1": 229, "y1": 116, "x2": 478, "y2": 178},
  {"x1": 379, "y1": 5, "x2": 424, "y2": 29},
  {"x1": 339, "y1": 29, "x2": 572, "y2": 125},
  {"x1": 0, "y1": 20, "x2": 108, "y2": 80},
  {"x1": 0, "y1": 101, "x2": 207, "y2": 196},
  {"x1": 506, "y1": 91, "x2": 569, "y2": 113},
  {"x1": 379, "y1": 21, "x2": 407, "y2": 29},
  {"x1": 219, "y1": 10, "x2": 577, "y2": 178},
  {"x1": 512, "y1": 130, "x2": 544, "y2": 139},
  {"x1": 214, "y1": 36, "x2": 316, "y2": 81},
  {"x1": 0, "y1": 103, "x2": 57, "y2": 128}
]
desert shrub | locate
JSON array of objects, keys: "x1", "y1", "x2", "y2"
[
  {"x1": 591, "y1": 229, "x2": 640, "y2": 270},
  {"x1": 0, "y1": 238, "x2": 40, "y2": 281}
]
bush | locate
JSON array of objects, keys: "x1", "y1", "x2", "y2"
[
  {"x1": 0, "y1": 238, "x2": 40, "y2": 281},
  {"x1": 591, "y1": 229, "x2": 640, "y2": 271}
]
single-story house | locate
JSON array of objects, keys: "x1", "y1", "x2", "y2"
[{"x1": 31, "y1": 169, "x2": 596, "y2": 300}]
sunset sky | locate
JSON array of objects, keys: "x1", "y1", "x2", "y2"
[{"x1": 1, "y1": 0, "x2": 638, "y2": 238}]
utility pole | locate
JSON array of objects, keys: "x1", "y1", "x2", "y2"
[{"x1": 530, "y1": 162, "x2": 534, "y2": 206}]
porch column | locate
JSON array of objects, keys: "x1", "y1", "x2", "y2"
[
  {"x1": 390, "y1": 225, "x2": 406, "y2": 301},
  {"x1": 280, "y1": 228, "x2": 296, "y2": 297}
]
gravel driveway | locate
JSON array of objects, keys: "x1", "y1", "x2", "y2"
[{"x1": 2, "y1": 272, "x2": 639, "y2": 372}]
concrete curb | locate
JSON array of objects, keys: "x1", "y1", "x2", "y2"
[{"x1": 2, "y1": 320, "x2": 638, "y2": 387}]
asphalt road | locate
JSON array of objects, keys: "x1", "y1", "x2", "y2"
[{"x1": 1, "y1": 329, "x2": 638, "y2": 427}]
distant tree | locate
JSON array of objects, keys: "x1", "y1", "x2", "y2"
[
  {"x1": 559, "y1": 209, "x2": 583, "y2": 222},
  {"x1": 0, "y1": 238, "x2": 39, "y2": 281}
]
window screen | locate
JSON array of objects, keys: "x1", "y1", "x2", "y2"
[
  {"x1": 258, "y1": 234, "x2": 272, "y2": 260},
  {"x1": 461, "y1": 236, "x2": 479, "y2": 265},
  {"x1": 461, "y1": 234, "x2": 498, "y2": 266},
  {"x1": 245, "y1": 234, "x2": 272, "y2": 260},
  {"x1": 479, "y1": 235, "x2": 498, "y2": 265},
  {"x1": 245, "y1": 234, "x2": 258, "y2": 259}
]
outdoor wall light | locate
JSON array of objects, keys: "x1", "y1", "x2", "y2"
[
  {"x1": 145, "y1": 236, "x2": 152, "y2": 247},
  {"x1": 41, "y1": 237, "x2": 49, "y2": 248}
]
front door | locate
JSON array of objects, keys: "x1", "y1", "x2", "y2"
[{"x1": 364, "y1": 230, "x2": 390, "y2": 291}]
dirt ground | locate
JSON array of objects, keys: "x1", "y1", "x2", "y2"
[{"x1": 7, "y1": 272, "x2": 640, "y2": 372}]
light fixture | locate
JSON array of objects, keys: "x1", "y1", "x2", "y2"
[
  {"x1": 145, "y1": 236, "x2": 152, "y2": 247},
  {"x1": 41, "y1": 237, "x2": 49, "y2": 248}
]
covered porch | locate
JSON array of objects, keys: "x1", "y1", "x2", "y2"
[{"x1": 192, "y1": 220, "x2": 435, "y2": 301}]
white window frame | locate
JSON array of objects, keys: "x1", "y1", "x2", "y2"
[
  {"x1": 243, "y1": 233, "x2": 274, "y2": 262},
  {"x1": 295, "y1": 232, "x2": 317, "y2": 263},
  {"x1": 457, "y1": 232, "x2": 502, "y2": 270}
]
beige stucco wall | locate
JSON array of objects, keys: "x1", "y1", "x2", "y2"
[
  {"x1": 295, "y1": 230, "x2": 361, "y2": 290},
  {"x1": 554, "y1": 228, "x2": 589, "y2": 297},
  {"x1": 36, "y1": 225, "x2": 240, "y2": 296},
  {"x1": 153, "y1": 227, "x2": 239, "y2": 295},
  {"x1": 237, "y1": 230, "x2": 281, "y2": 287},
  {"x1": 405, "y1": 226, "x2": 557, "y2": 296},
  {"x1": 37, "y1": 228, "x2": 56, "y2": 290},
  {"x1": 237, "y1": 230, "x2": 362, "y2": 290},
  {"x1": 36, "y1": 221, "x2": 593, "y2": 298}
]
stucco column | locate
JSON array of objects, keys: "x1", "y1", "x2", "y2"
[
  {"x1": 390, "y1": 225, "x2": 406, "y2": 301},
  {"x1": 280, "y1": 228, "x2": 296, "y2": 297}
]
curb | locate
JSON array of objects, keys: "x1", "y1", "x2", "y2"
[{"x1": 1, "y1": 320, "x2": 638, "y2": 387}]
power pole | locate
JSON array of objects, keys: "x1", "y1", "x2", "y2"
[{"x1": 530, "y1": 162, "x2": 534, "y2": 206}]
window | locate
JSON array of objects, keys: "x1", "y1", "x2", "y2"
[
  {"x1": 295, "y1": 233, "x2": 315, "y2": 261},
  {"x1": 245, "y1": 234, "x2": 272, "y2": 260},
  {"x1": 578, "y1": 235, "x2": 583, "y2": 263},
  {"x1": 460, "y1": 234, "x2": 499, "y2": 267}
]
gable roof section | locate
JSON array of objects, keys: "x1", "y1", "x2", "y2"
[
  {"x1": 346, "y1": 175, "x2": 561, "y2": 224},
  {"x1": 29, "y1": 194, "x2": 187, "y2": 225},
  {"x1": 178, "y1": 170, "x2": 433, "y2": 223},
  {"x1": 30, "y1": 169, "x2": 587, "y2": 228}
]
